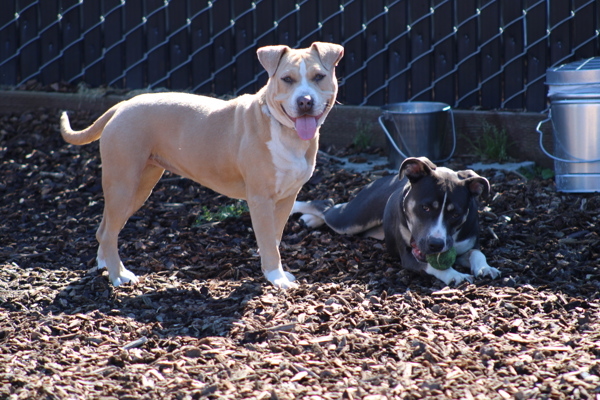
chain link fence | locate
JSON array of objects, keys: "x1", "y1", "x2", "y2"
[{"x1": 1, "y1": 0, "x2": 599, "y2": 111}]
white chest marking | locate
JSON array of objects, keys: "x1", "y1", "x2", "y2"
[{"x1": 265, "y1": 108, "x2": 314, "y2": 199}]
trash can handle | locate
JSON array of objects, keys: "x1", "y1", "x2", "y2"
[
  {"x1": 537, "y1": 117, "x2": 600, "y2": 163},
  {"x1": 378, "y1": 108, "x2": 457, "y2": 164}
]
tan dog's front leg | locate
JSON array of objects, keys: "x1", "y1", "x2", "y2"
[{"x1": 247, "y1": 195, "x2": 297, "y2": 289}]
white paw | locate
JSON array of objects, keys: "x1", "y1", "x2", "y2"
[
  {"x1": 265, "y1": 268, "x2": 298, "y2": 289},
  {"x1": 98, "y1": 257, "x2": 139, "y2": 286},
  {"x1": 465, "y1": 250, "x2": 500, "y2": 280},
  {"x1": 110, "y1": 268, "x2": 139, "y2": 286},
  {"x1": 425, "y1": 265, "x2": 473, "y2": 286},
  {"x1": 473, "y1": 263, "x2": 501, "y2": 279},
  {"x1": 299, "y1": 213, "x2": 325, "y2": 228}
]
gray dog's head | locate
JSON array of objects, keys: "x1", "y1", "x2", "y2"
[{"x1": 399, "y1": 157, "x2": 489, "y2": 262}]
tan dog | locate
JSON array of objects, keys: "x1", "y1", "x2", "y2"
[{"x1": 60, "y1": 42, "x2": 344, "y2": 289}]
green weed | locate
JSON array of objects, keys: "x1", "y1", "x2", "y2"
[
  {"x1": 195, "y1": 200, "x2": 248, "y2": 226},
  {"x1": 352, "y1": 119, "x2": 374, "y2": 150},
  {"x1": 466, "y1": 121, "x2": 512, "y2": 162},
  {"x1": 518, "y1": 165, "x2": 555, "y2": 180}
]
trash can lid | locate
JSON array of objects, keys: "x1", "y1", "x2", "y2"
[{"x1": 546, "y1": 57, "x2": 600, "y2": 85}]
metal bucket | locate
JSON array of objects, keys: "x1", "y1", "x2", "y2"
[
  {"x1": 538, "y1": 57, "x2": 600, "y2": 192},
  {"x1": 378, "y1": 102, "x2": 456, "y2": 169}
]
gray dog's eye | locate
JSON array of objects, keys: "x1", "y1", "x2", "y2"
[{"x1": 282, "y1": 76, "x2": 294, "y2": 84}]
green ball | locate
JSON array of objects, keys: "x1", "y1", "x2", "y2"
[{"x1": 426, "y1": 247, "x2": 457, "y2": 270}]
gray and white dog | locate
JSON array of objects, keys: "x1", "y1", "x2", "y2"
[{"x1": 292, "y1": 157, "x2": 501, "y2": 285}]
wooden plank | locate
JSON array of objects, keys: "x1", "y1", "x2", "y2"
[
  {"x1": 364, "y1": 0, "x2": 386, "y2": 105},
  {"x1": 548, "y1": 0, "x2": 571, "y2": 65},
  {"x1": 275, "y1": 0, "x2": 297, "y2": 46},
  {"x1": 254, "y1": 0, "x2": 275, "y2": 89},
  {"x1": 0, "y1": 0, "x2": 18, "y2": 85},
  {"x1": 297, "y1": 0, "x2": 318, "y2": 46},
  {"x1": 17, "y1": 0, "x2": 39, "y2": 85},
  {"x1": 212, "y1": 0, "x2": 233, "y2": 95},
  {"x1": 432, "y1": 0, "x2": 455, "y2": 106},
  {"x1": 479, "y1": 0, "x2": 501, "y2": 109},
  {"x1": 103, "y1": 0, "x2": 125, "y2": 87},
  {"x1": 502, "y1": 0, "x2": 524, "y2": 109},
  {"x1": 524, "y1": 0, "x2": 548, "y2": 112},
  {"x1": 340, "y1": 0, "x2": 363, "y2": 105},
  {"x1": 409, "y1": 0, "x2": 431, "y2": 101},
  {"x1": 233, "y1": 0, "x2": 256, "y2": 95},
  {"x1": 572, "y1": 0, "x2": 597, "y2": 59},
  {"x1": 81, "y1": 0, "x2": 103, "y2": 87},
  {"x1": 60, "y1": 0, "x2": 82, "y2": 84},
  {"x1": 190, "y1": 1, "x2": 212, "y2": 94},
  {"x1": 39, "y1": 1, "x2": 60, "y2": 85},
  {"x1": 124, "y1": 0, "x2": 145, "y2": 88},
  {"x1": 455, "y1": 0, "x2": 478, "y2": 108},
  {"x1": 319, "y1": 1, "x2": 342, "y2": 45},
  {"x1": 386, "y1": 0, "x2": 408, "y2": 104},
  {"x1": 145, "y1": 0, "x2": 166, "y2": 88},
  {"x1": 255, "y1": 0, "x2": 276, "y2": 48},
  {"x1": 168, "y1": 0, "x2": 189, "y2": 89}
]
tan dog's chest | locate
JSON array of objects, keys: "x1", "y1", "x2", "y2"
[{"x1": 266, "y1": 113, "x2": 315, "y2": 199}]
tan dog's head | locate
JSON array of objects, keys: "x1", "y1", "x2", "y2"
[{"x1": 258, "y1": 42, "x2": 344, "y2": 141}]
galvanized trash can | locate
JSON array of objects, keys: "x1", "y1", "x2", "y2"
[
  {"x1": 378, "y1": 102, "x2": 456, "y2": 169},
  {"x1": 537, "y1": 57, "x2": 600, "y2": 192}
]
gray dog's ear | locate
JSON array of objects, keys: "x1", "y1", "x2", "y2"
[
  {"x1": 457, "y1": 170, "x2": 490, "y2": 198},
  {"x1": 257, "y1": 45, "x2": 290, "y2": 77},
  {"x1": 310, "y1": 42, "x2": 344, "y2": 71},
  {"x1": 466, "y1": 176, "x2": 490, "y2": 198},
  {"x1": 400, "y1": 157, "x2": 437, "y2": 182}
]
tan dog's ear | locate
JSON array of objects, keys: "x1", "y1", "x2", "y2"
[
  {"x1": 257, "y1": 45, "x2": 289, "y2": 77},
  {"x1": 311, "y1": 42, "x2": 344, "y2": 71}
]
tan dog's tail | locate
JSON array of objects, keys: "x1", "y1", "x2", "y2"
[{"x1": 60, "y1": 105, "x2": 118, "y2": 145}]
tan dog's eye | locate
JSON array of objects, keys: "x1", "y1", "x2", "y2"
[
  {"x1": 282, "y1": 76, "x2": 294, "y2": 84},
  {"x1": 314, "y1": 74, "x2": 325, "y2": 82}
]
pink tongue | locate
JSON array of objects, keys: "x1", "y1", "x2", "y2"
[{"x1": 295, "y1": 116, "x2": 318, "y2": 140}]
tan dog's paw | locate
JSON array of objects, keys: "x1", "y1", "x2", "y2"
[
  {"x1": 98, "y1": 257, "x2": 139, "y2": 286},
  {"x1": 110, "y1": 268, "x2": 139, "y2": 287},
  {"x1": 265, "y1": 268, "x2": 298, "y2": 289}
]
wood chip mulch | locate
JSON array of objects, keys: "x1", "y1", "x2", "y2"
[{"x1": 1, "y1": 109, "x2": 599, "y2": 400}]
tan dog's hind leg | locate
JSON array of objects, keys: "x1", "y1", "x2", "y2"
[
  {"x1": 97, "y1": 164, "x2": 165, "y2": 286},
  {"x1": 247, "y1": 194, "x2": 298, "y2": 289}
]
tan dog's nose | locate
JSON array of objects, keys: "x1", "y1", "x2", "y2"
[{"x1": 297, "y1": 95, "x2": 314, "y2": 114}]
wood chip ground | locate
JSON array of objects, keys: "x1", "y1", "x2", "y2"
[{"x1": 1, "y1": 109, "x2": 599, "y2": 399}]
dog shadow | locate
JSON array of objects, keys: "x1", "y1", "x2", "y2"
[{"x1": 47, "y1": 268, "x2": 265, "y2": 340}]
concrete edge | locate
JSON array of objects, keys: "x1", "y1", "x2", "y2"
[{"x1": 0, "y1": 90, "x2": 553, "y2": 168}]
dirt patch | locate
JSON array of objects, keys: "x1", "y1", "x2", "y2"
[{"x1": 1, "y1": 109, "x2": 599, "y2": 399}]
